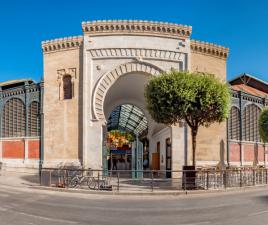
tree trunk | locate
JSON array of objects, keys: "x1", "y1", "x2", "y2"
[{"x1": 191, "y1": 128, "x2": 198, "y2": 167}]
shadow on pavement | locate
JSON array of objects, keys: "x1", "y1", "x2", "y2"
[
  {"x1": 253, "y1": 195, "x2": 268, "y2": 204},
  {"x1": 20, "y1": 174, "x2": 40, "y2": 185}
]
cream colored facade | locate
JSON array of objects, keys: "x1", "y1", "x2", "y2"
[{"x1": 42, "y1": 20, "x2": 229, "y2": 170}]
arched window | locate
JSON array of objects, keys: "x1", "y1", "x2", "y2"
[
  {"x1": 28, "y1": 101, "x2": 40, "y2": 136},
  {"x1": 229, "y1": 106, "x2": 240, "y2": 140},
  {"x1": 63, "y1": 75, "x2": 72, "y2": 99},
  {"x1": 2, "y1": 98, "x2": 26, "y2": 137},
  {"x1": 242, "y1": 104, "x2": 261, "y2": 142}
]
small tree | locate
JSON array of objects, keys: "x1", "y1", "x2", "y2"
[
  {"x1": 259, "y1": 108, "x2": 268, "y2": 143},
  {"x1": 145, "y1": 71, "x2": 231, "y2": 167}
]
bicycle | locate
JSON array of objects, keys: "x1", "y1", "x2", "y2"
[
  {"x1": 68, "y1": 170, "x2": 112, "y2": 190},
  {"x1": 87, "y1": 176, "x2": 112, "y2": 190},
  {"x1": 68, "y1": 174, "x2": 90, "y2": 188}
]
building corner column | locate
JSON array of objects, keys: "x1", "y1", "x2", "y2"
[
  {"x1": 0, "y1": 87, "x2": 2, "y2": 162},
  {"x1": 24, "y1": 138, "x2": 29, "y2": 164}
]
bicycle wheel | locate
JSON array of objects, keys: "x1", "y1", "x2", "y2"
[
  {"x1": 69, "y1": 177, "x2": 79, "y2": 188},
  {"x1": 87, "y1": 178, "x2": 96, "y2": 190}
]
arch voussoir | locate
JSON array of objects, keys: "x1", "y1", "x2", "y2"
[{"x1": 92, "y1": 61, "x2": 163, "y2": 120}]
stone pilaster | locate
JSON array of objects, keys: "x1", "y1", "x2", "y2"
[
  {"x1": 0, "y1": 139, "x2": 2, "y2": 161},
  {"x1": 265, "y1": 145, "x2": 267, "y2": 167},
  {"x1": 0, "y1": 86, "x2": 2, "y2": 138},
  {"x1": 24, "y1": 138, "x2": 29, "y2": 163},
  {"x1": 241, "y1": 144, "x2": 244, "y2": 166}
]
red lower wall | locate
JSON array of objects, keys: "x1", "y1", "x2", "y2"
[
  {"x1": 2, "y1": 140, "x2": 25, "y2": 158},
  {"x1": 230, "y1": 143, "x2": 240, "y2": 162},
  {"x1": 2, "y1": 139, "x2": 40, "y2": 159},
  {"x1": 28, "y1": 140, "x2": 40, "y2": 159},
  {"x1": 258, "y1": 145, "x2": 265, "y2": 162},
  {"x1": 230, "y1": 142, "x2": 266, "y2": 164},
  {"x1": 244, "y1": 144, "x2": 254, "y2": 162}
]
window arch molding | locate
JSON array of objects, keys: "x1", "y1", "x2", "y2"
[
  {"x1": 2, "y1": 95, "x2": 25, "y2": 106},
  {"x1": 57, "y1": 68, "x2": 76, "y2": 100},
  {"x1": 242, "y1": 102, "x2": 262, "y2": 112}
]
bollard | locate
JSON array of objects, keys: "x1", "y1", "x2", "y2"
[
  {"x1": 117, "y1": 172, "x2": 120, "y2": 192},
  {"x1": 240, "y1": 169, "x2": 242, "y2": 187},
  {"x1": 151, "y1": 172, "x2": 154, "y2": 192},
  {"x1": 223, "y1": 171, "x2": 225, "y2": 189},
  {"x1": 206, "y1": 170, "x2": 209, "y2": 190},
  {"x1": 265, "y1": 169, "x2": 268, "y2": 184},
  {"x1": 184, "y1": 171, "x2": 187, "y2": 191},
  {"x1": 98, "y1": 172, "x2": 100, "y2": 190}
]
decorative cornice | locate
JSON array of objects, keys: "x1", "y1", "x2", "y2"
[
  {"x1": 2, "y1": 83, "x2": 40, "y2": 98},
  {"x1": 82, "y1": 20, "x2": 192, "y2": 39},
  {"x1": 42, "y1": 36, "x2": 83, "y2": 53},
  {"x1": 190, "y1": 40, "x2": 229, "y2": 59},
  {"x1": 88, "y1": 48, "x2": 184, "y2": 61}
]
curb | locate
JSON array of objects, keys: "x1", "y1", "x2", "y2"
[{"x1": 29, "y1": 184, "x2": 268, "y2": 196}]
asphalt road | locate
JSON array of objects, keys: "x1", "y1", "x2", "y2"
[{"x1": 1, "y1": 186, "x2": 268, "y2": 225}]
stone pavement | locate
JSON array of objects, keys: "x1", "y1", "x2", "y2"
[
  {"x1": 0, "y1": 171, "x2": 40, "y2": 188},
  {"x1": 1, "y1": 170, "x2": 268, "y2": 196},
  {"x1": 0, "y1": 171, "x2": 190, "y2": 195},
  {"x1": 1, "y1": 178, "x2": 268, "y2": 225}
]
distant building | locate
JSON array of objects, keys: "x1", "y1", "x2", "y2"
[
  {"x1": 0, "y1": 79, "x2": 42, "y2": 171},
  {"x1": 228, "y1": 73, "x2": 268, "y2": 167}
]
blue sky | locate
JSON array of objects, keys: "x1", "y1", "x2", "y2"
[{"x1": 0, "y1": 0, "x2": 267, "y2": 83}]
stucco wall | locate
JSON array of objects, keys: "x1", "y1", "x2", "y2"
[
  {"x1": 189, "y1": 51, "x2": 228, "y2": 166},
  {"x1": 43, "y1": 47, "x2": 82, "y2": 166},
  {"x1": 190, "y1": 52, "x2": 227, "y2": 80}
]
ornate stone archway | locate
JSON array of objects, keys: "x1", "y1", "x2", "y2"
[{"x1": 92, "y1": 61, "x2": 163, "y2": 120}]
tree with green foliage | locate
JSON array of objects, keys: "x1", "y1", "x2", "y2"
[
  {"x1": 259, "y1": 108, "x2": 268, "y2": 143},
  {"x1": 145, "y1": 71, "x2": 231, "y2": 167}
]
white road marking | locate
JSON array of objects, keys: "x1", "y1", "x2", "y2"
[
  {"x1": 0, "y1": 206, "x2": 9, "y2": 212},
  {"x1": 17, "y1": 212, "x2": 78, "y2": 224},
  {"x1": 0, "y1": 205, "x2": 13, "y2": 212},
  {"x1": 179, "y1": 222, "x2": 211, "y2": 225},
  {"x1": 249, "y1": 210, "x2": 268, "y2": 216}
]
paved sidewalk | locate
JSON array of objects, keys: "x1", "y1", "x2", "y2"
[
  {"x1": 0, "y1": 171, "x2": 40, "y2": 188},
  {"x1": 1, "y1": 171, "x2": 268, "y2": 196}
]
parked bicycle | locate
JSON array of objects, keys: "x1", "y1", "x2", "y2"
[{"x1": 68, "y1": 171, "x2": 112, "y2": 190}]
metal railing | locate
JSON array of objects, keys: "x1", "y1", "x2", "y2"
[{"x1": 40, "y1": 167, "x2": 268, "y2": 192}]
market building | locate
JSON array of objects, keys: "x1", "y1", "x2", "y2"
[
  {"x1": 0, "y1": 79, "x2": 43, "y2": 170},
  {"x1": 0, "y1": 20, "x2": 266, "y2": 175},
  {"x1": 228, "y1": 73, "x2": 268, "y2": 167}
]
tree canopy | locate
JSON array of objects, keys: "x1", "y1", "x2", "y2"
[
  {"x1": 145, "y1": 71, "x2": 231, "y2": 166},
  {"x1": 259, "y1": 108, "x2": 268, "y2": 143}
]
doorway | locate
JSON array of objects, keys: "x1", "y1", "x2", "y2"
[{"x1": 105, "y1": 104, "x2": 148, "y2": 178}]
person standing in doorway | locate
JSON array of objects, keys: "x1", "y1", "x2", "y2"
[{"x1": 112, "y1": 158, "x2": 118, "y2": 170}]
